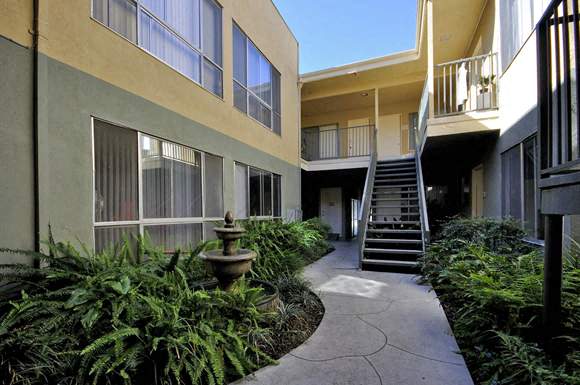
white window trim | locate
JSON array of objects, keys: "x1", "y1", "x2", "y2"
[
  {"x1": 91, "y1": 117, "x2": 225, "y2": 250},
  {"x1": 91, "y1": 0, "x2": 224, "y2": 98}
]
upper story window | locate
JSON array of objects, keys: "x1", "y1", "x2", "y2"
[
  {"x1": 93, "y1": 0, "x2": 223, "y2": 97},
  {"x1": 232, "y1": 23, "x2": 281, "y2": 135}
]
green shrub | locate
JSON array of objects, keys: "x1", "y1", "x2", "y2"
[
  {"x1": 0, "y1": 234, "x2": 272, "y2": 385},
  {"x1": 419, "y1": 218, "x2": 580, "y2": 385},
  {"x1": 240, "y1": 218, "x2": 332, "y2": 281}
]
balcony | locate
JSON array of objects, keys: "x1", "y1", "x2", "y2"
[
  {"x1": 414, "y1": 53, "x2": 501, "y2": 146},
  {"x1": 301, "y1": 125, "x2": 374, "y2": 170},
  {"x1": 434, "y1": 53, "x2": 498, "y2": 117}
]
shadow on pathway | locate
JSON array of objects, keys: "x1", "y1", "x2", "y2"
[{"x1": 235, "y1": 241, "x2": 474, "y2": 385}]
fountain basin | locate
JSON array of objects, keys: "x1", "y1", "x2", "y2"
[
  {"x1": 193, "y1": 278, "x2": 279, "y2": 311},
  {"x1": 199, "y1": 248, "x2": 256, "y2": 290}
]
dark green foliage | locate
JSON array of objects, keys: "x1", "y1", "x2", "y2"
[
  {"x1": 240, "y1": 218, "x2": 333, "y2": 281},
  {"x1": 0, "y1": 219, "x2": 331, "y2": 385},
  {"x1": 0, "y1": 235, "x2": 271, "y2": 385},
  {"x1": 419, "y1": 218, "x2": 580, "y2": 385},
  {"x1": 258, "y1": 274, "x2": 324, "y2": 358}
]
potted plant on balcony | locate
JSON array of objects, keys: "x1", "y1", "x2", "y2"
[{"x1": 477, "y1": 74, "x2": 496, "y2": 110}]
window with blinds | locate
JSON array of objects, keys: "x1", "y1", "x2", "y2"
[
  {"x1": 235, "y1": 162, "x2": 282, "y2": 218},
  {"x1": 92, "y1": 0, "x2": 223, "y2": 97},
  {"x1": 501, "y1": 135, "x2": 543, "y2": 239},
  {"x1": 93, "y1": 119, "x2": 224, "y2": 252},
  {"x1": 233, "y1": 23, "x2": 282, "y2": 134}
]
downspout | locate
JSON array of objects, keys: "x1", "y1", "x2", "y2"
[{"x1": 32, "y1": 0, "x2": 40, "y2": 261}]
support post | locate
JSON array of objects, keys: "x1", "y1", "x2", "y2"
[
  {"x1": 427, "y1": 0, "x2": 435, "y2": 118},
  {"x1": 374, "y1": 87, "x2": 379, "y2": 156},
  {"x1": 543, "y1": 214, "x2": 563, "y2": 353}
]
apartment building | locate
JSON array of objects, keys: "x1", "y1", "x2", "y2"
[
  {"x1": 0, "y1": 0, "x2": 301, "y2": 263},
  {"x1": 1, "y1": 0, "x2": 578, "y2": 270},
  {"x1": 299, "y1": 0, "x2": 580, "y2": 267}
]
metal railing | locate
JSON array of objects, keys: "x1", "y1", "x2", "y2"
[
  {"x1": 537, "y1": 0, "x2": 580, "y2": 179},
  {"x1": 413, "y1": 77, "x2": 430, "y2": 250},
  {"x1": 415, "y1": 147, "x2": 430, "y2": 249},
  {"x1": 301, "y1": 125, "x2": 374, "y2": 161},
  {"x1": 434, "y1": 52, "x2": 498, "y2": 117},
  {"x1": 357, "y1": 127, "x2": 378, "y2": 267}
]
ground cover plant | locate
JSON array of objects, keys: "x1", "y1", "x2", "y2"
[
  {"x1": 0, "y1": 218, "x2": 331, "y2": 385},
  {"x1": 419, "y1": 217, "x2": 580, "y2": 385}
]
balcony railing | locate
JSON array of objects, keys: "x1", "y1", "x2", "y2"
[
  {"x1": 537, "y1": 0, "x2": 580, "y2": 179},
  {"x1": 434, "y1": 52, "x2": 499, "y2": 117},
  {"x1": 301, "y1": 125, "x2": 374, "y2": 161}
]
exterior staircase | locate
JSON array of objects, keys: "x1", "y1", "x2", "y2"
[{"x1": 360, "y1": 156, "x2": 429, "y2": 269}]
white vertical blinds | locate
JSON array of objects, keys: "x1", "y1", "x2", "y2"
[
  {"x1": 94, "y1": 121, "x2": 223, "y2": 252},
  {"x1": 94, "y1": 120, "x2": 139, "y2": 223},
  {"x1": 93, "y1": 0, "x2": 221, "y2": 96},
  {"x1": 141, "y1": 135, "x2": 202, "y2": 219},
  {"x1": 235, "y1": 163, "x2": 248, "y2": 218},
  {"x1": 93, "y1": 0, "x2": 137, "y2": 42}
]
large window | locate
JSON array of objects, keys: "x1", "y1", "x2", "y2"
[
  {"x1": 235, "y1": 163, "x2": 281, "y2": 218},
  {"x1": 501, "y1": 135, "x2": 543, "y2": 239},
  {"x1": 93, "y1": 119, "x2": 224, "y2": 252},
  {"x1": 93, "y1": 0, "x2": 223, "y2": 97},
  {"x1": 233, "y1": 23, "x2": 281, "y2": 134}
]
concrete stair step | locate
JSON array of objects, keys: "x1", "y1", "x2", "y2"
[
  {"x1": 365, "y1": 238, "x2": 423, "y2": 244},
  {"x1": 369, "y1": 220, "x2": 420, "y2": 225},
  {"x1": 366, "y1": 229, "x2": 422, "y2": 234},
  {"x1": 361, "y1": 259, "x2": 418, "y2": 268}
]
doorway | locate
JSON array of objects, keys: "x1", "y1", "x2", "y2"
[
  {"x1": 471, "y1": 164, "x2": 484, "y2": 217},
  {"x1": 320, "y1": 187, "x2": 343, "y2": 238}
]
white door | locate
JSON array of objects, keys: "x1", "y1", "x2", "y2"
[
  {"x1": 347, "y1": 118, "x2": 371, "y2": 157},
  {"x1": 318, "y1": 124, "x2": 338, "y2": 159},
  {"x1": 320, "y1": 187, "x2": 342, "y2": 237},
  {"x1": 377, "y1": 114, "x2": 402, "y2": 160}
]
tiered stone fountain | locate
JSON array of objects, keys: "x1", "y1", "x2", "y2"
[
  {"x1": 200, "y1": 211, "x2": 257, "y2": 291},
  {"x1": 199, "y1": 212, "x2": 279, "y2": 309}
]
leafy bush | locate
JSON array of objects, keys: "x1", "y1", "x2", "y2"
[
  {"x1": 240, "y1": 218, "x2": 333, "y2": 281},
  {"x1": 0, "y1": 235, "x2": 272, "y2": 385},
  {"x1": 419, "y1": 218, "x2": 580, "y2": 385},
  {"x1": 0, "y1": 218, "x2": 331, "y2": 385}
]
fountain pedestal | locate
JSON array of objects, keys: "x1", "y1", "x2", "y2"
[{"x1": 199, "y1": 212, "x2": 256, "y2": 290}]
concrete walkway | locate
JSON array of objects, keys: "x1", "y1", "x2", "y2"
[{"x1": 237, "y1": 242, "x2": 474, "y2": 385}]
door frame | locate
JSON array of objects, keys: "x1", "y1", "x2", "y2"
[
  {"x1": 320, "y1": 187, "x2": 343, "y2": 238},
  {"x1": 471, "y1": 164, "x2": 484, "y2": 217}
]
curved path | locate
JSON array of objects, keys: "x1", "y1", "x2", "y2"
[{"x1": 236, "y1": 242, "x2": 474, "y2": 385}]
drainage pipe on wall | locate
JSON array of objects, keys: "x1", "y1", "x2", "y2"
[{"x1": 32, "y1": 0, "x2": 40, "y2": 260}]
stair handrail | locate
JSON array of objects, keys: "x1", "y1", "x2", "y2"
[
  {"x1": 358, "y1": 125, "x2": 378, "y2": 268},
  {"x1": 415, "y1": 136, "x2": 430, "y2": 251}
]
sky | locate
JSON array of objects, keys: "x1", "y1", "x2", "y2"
[{"x1": 272, "y1": 0, "x2": 418, "y2": 74}]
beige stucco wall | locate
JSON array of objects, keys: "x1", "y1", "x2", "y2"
[
  {"x1": 0, "y1": 0, "x2": 300, "y2": 166},
  {"x1": 0, "y1": 0, "x2": 32, "y2": 47},
  {"x1": 465, "y1": 0, "x2": 497, "y2": 57}
]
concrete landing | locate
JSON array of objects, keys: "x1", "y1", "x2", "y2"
[{"x1": 236, "y1": 242, "x2": 474, "y2": 385}]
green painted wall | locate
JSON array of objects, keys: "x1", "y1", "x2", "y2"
[
  {"x1": 0, "y1": 37, "x2": 35, "y2": 264},
  {"x1": 0, "y1": 36, "x2": 301, "y2": 261}
]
